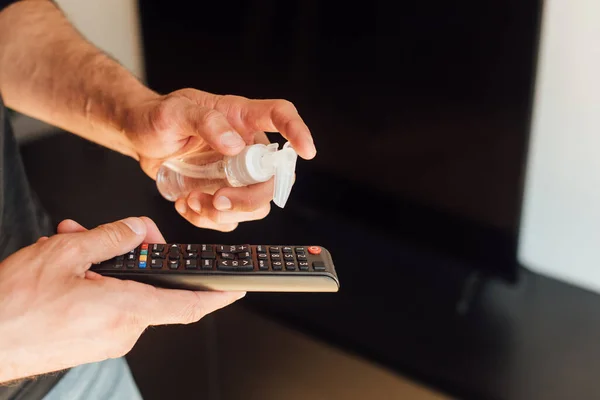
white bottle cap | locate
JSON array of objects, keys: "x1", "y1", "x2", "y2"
[{"x1": 227, "y1": 142, "x2": 298, "y2": 208}]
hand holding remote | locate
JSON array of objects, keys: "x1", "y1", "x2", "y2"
[{"x1": 0, "y1": 217, "x2": 244, "y2": 383}]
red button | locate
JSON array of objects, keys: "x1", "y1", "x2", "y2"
[
  {"x1": 141, "y1": 243, "x2": 149, "y2": 250},
  {"x1": 308, "y1": 246, "x2": 321, "y2": 255}
]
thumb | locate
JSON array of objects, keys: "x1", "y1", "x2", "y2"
[{"x1": 74, "y1": 217, "x2": 147, "y2": 264}]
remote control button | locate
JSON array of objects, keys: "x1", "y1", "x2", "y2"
[
  {"x1": 217, "y1": 260, "x2": 234, "y2": 271},
  {"x1": 184, "y1": 252, "x2": 198, "y2": 259},
  {"x1": 140, "y1": 249, "x2": 148, "y2": 256},
  {"x1": 168, "y1": 253, "x2": 180, "y2": 261},
  {"x1": 285, "y1": 261, "x2": 296, "y2": 270},
  {"x1": 312, "y1": 261, "x2": 326, "y2": 271},
  {"x1": 139, "y1": 255, "x2": 147, "y2": 262},
  {"x1": 258, "y1": 260, "x2": 269, "y2": 270},
  {"x1": 282, "y1": 246, "x2": 293, "y2": 253},
  {"x1": 168, "y1": 260, "x2": 180, "y2": 270},
  {"x1": 270, "y1": 253, "x2": 281, "y2": 260},
  {"x1": 272, "y1": 261, "x2": 283, "y2": 270},
  {"x1": 237, "y1": 260, "x2": 253, "y2": 271},
  {"x1": 150, "y1": 259, "x2": 164, "y2": 269},
  {"x1": 269, "y1": 246, "x2": 280, "y2": 252},
  {"x1": 201, "y1": 251, "x2": 216, "y2": 259},
  {"x1": 127, "y1": 253, "x2": 136, "y2": 261},
  {"x1": 237, "y1": 251, "x2": 251, "y2": 260},
  {"x1": 151, "y1": 251, "x2": 165, "y2": 259},
  {"x1": 114, "y1": 261, "x2": 124, "y2": 269},
  {"x1": 141, "y1": 243, "x2": 149, "y2": 250},
  {"x1": 185, "y1": 259, "x2": 198, "y2": 269},
  {"x1": 257, "y1": 253, "x2": 268, "y2": 260},
  {"x1": 221, "y1": 252, "x2": 234, "y2": 260},
  {"x1": 216, "y1": 245, "x2": 226, "y2": 252},
  {"x1": 236, "y1": 245, "x2": 250, "y2": 252},
  {"x1": 283, "y1": 253, "x2": 294, "y2": 260},
  {"x1": 296, "y1": 254, "x2": 307, "y2": 261},
  {"x1": 256, "y1": 245, "x2": 266, "y2": 253},
  {"x1": 298, "y1": 261, "x2": 309, "y2": 271},
  {"x1": 201, "y1": 259, "x2": 214, "y2": 270},
  {"x1": 308, "y1": 246, "x2": 322, "y2": 255},
  {"x1": 126, "y1": 261, "x2": 135, "y2": 269},
  {"x1": 139, "y1": 261, "x2": 147, "y2": 269},
  {"x1": 116, "y1": 255, "x2": 125, "y2": 261},
  {"x1": 295, "y1": 247, "x2": 305, "y2": 254},
  {"x1": 226, "y1": 245, "x2": 238, "y2": 253},
  {"x1": 152, "y1": 244, "x2": 165, "y2": 252},
  {"x1": 201, "y1": 244, "x2": 213, "y2": 252},
  {"x1": 128, "y1": 249, "x2": 136, "y2": 254},
  {"x1": 185, "y1": 244, "x2": 198, "y2": 253}
]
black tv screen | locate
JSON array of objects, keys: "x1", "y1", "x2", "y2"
[{"x1": 138, "y1": 0, "x2": 541, "y2": 281}]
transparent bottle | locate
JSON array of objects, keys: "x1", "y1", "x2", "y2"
[{"x1": 156, "y1": 142, "x2": 298, "y2": 208}]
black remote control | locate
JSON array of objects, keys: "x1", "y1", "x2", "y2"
[{"x1": 90, "y1": 244, "x2": 339, "y2": 292}]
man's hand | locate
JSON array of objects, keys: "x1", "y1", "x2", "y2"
[
  {"x1": 122, "y1": 89, "x2": 317, "y2": 232},
  {"x1": 0, "y1": 217, "x2": 244, "y2": 383}
]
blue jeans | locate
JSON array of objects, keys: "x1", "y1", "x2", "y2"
[{"x1": 42, "y1": 358, "x2": 142, "y2": 400}]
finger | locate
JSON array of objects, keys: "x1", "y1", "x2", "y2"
[
  {"x1": 216, "y1": 96, "x2": 316, "y2": 160},
  {"x1": 139, "y1": 216, "x2": 166, "y2": 244},
  {"x1": 143, "y1": 288, "x2": 246, "y2": 326},
  {"x1": 57, "y1": 219, "x2": 87, "y2": 234},
  {"x1": 175, "y1": 198, "x2": 239, "y2": 232},
  {"x1": 37, "y1": 236, "x2": 49, "y2": 243},
  {"x1": 212, "y1": 179, "x2": 274, "y2": 212},
  {"x1": 181, "y1": 104, "x2": 246, "y2": 156},
  {"x1": 208, "y1": 204, "x2": 271, "y2": 225},
  {"x1": 70, "y1": 217, "x2": 147, "y2": 264},
  {"x1": 254, "y1": 131, "x2": 270, "y2": 145}
]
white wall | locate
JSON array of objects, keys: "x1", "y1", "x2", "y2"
[
  {"x1": 55, "y1": 0, "x2": 145, "y2": 79},
  {"x1": 518, "y1": 0, "x2": 600, "y2": 291}
]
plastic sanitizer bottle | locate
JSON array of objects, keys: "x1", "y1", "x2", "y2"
[{"x1": 156, "y1": 142, "x2": 298, "y2": 208}]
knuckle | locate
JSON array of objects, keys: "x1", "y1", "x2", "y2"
[
  {"x1": 199, "y1": 109, "x2": 225, "y2": 132},
  {"x1": 150, "y1": 97, "x2": 177, "y2": 133},
  {"x1": 273, "y1": 99, "x2": 297, "y2": 114},
  {"x1": 179, "y1": 294, "x2": 205, "y2": 323},
  {"x1": 98, "y1": 225, "x2": 124, "y2": 249}
]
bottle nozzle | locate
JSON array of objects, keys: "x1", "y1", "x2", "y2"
[{"x1": 261, "y1": 142, "x2": 298, "y2": 208}]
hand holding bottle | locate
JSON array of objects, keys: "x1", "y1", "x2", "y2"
[{"x1": 121, "y1": 89, "x2": 316, "y2": 231}]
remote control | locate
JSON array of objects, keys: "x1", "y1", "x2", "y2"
[{"x1": 90, "y1": 244, "x2": 339, "y2": 292}]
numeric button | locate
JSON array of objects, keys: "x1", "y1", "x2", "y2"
[
  {"x1": 285, "y1": 261, "x2": 296, "y2": 271},
  {"x1": 282, "y1": 246, "x2": 293, "y2": 253},
  {"x1": 298, "y1": 261, "x2": 309, "y2": 271},
  {"x1": 272, "y1": 261, "x2": 283, "y2": 270},
  {"x1": 270, "y1": 253, "x2": 281, "y2": 260}
]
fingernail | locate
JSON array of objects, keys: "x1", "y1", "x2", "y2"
[
  {"x1": 175, "y1": 202, "x2": 187, "y2": 214},
  {"x1": 220, "y1": 131, "x2": 245, "y2": 148},
  {"x1": 214, "y1": 196, "x2": 232, "y2": 211},
  {"x1": 188, "y1": 197, "x2": 201, "y2": 213},
  {"x1": 235, "y1": 292, "x2": 246, "y2": 300},
  {"x1": 122, "y1": 217, "x2": 145, "y2": 235}
]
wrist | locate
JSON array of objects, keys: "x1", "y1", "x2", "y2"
[{"x1": 82, "y1": 53, "x2": 159, "y2": 159}]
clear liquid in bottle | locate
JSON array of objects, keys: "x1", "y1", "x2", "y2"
[{"x1": 156, "y1": 151, "x2": 230, "y2": 201}]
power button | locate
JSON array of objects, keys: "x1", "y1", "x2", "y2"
[{"x1": 308, "y1": 246, "x2": 322, "y2": 255}]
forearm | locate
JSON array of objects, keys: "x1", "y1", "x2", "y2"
[{"x1": 0, "y1": 0, "x2": 157, "y2": 158}]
